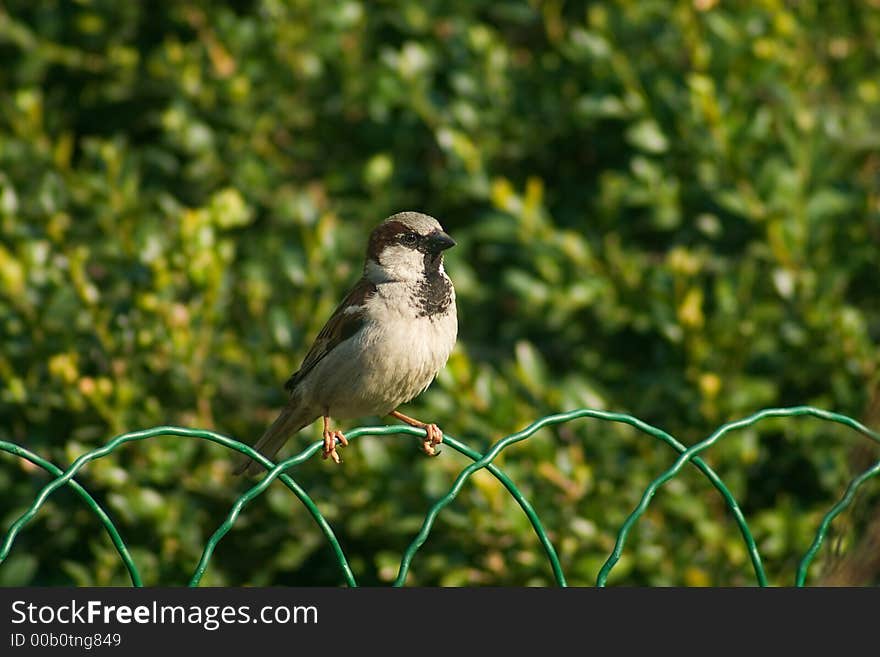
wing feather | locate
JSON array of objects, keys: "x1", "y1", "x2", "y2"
[{"x1": 284, "y1": 278, "x2": 377, "y2": 392}]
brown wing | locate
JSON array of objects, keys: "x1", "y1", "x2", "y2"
[{"x1": 284, "y1": 277, "x2": 377, "y2": 392}]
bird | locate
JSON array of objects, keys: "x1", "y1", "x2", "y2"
[{"x1": 234, "y1": 211, "x2": 458, "y2": 476}]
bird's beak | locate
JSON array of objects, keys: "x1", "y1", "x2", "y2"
[{"x1": 426, "y1": 230, "x2": 456, "y2": 253}]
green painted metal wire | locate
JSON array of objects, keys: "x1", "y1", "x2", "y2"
[
  {"x1": 1, "y1": 406, "x2": 878, "y2": 586},
  {"x1": 0, "y1": 439, "x2": 142, "y2": 586},
  {"x1": 0, "y1": 427, "x2": 356, "y2": 588},
  {"x1": 795, "y1": 459, "x2": 880, "y2": 586},
  {"x1": 392, "y1": 408, "x2": 766, "y2": 587},
  {"x1": 191, "y1": 426, "x2": 566, "y2": 587},
  {"x1": 595, "y1": 406, "x2": 880, "y2": 586}
]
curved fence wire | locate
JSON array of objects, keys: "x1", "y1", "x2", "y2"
[{"x1": 1, "y1": 405, "x2": 879, "y2": 587}]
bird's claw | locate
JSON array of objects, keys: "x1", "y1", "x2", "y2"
[
  {"x1": 322, "y1": 429, "x2": 348, "y2": 464},
  {"x1": 421, "y1": 423, "x2": 443, "y2": 457}
]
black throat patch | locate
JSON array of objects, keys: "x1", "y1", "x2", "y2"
[{"x1": 416, "y1": 252, "x2": 453, "y2": 318}]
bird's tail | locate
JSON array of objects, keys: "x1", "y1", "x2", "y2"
[{"x1": 233, "y1": 404, "x2": 312, "y2": 476}]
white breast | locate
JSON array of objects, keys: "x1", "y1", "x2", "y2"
[{"x1": 297, "y1": 279, "x2": 457, "y2": 420}]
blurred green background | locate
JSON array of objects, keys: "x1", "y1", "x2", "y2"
[{"x1": 1, "y1": 0, "x2": 879, "y2": 586}]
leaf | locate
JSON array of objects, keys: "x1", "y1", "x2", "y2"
[{"x1": 626, "y1": 119, "x2": 669, "y2": 154}]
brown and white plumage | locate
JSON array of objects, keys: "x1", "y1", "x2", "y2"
[{"x1": 234, "y1": 211, "x2": 457, "y2": 475}]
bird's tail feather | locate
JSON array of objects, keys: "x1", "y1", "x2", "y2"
[{"x1": 233, "y1": 405, "x2": 311, "y2": 476}]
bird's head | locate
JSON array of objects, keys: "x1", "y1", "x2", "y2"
[{"x1": 364, "y1": 211, "x2": 456, "y2": 283}]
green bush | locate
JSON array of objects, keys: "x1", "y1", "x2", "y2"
[{"x1": 1, "y1": 0, "x2": 879, "y2": 586}]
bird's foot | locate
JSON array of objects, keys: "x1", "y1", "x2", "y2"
[
  {"x1": 389, "y1": 410, "x2": 444, "y2": 456},
  {"x1": 322, "y1": 429, "x2": 349, "y2": 464},
  {"x1": 421, "y1": 423, "x2": 443, "y2": 457}
]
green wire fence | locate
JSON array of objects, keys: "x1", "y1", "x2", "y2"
[{"x1": 1, "y1": 406, "x2": 879, "y2": 586}]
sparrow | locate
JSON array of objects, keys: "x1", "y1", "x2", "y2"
[{"x1": 234, "y1": 211, "x2": 458, "y2": 475}]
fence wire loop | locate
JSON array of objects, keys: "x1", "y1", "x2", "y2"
[{"x1": 1, "y1": 406, "x2": 878, "y2": 586}]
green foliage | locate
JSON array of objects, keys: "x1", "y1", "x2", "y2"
[{"x1": 1, "y1": 0, "x2": 879, "y2": 586}]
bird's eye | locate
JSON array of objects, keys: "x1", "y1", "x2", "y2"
[{"x1": 402, "y1": 232, "x2": 418, "y2": 245}]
